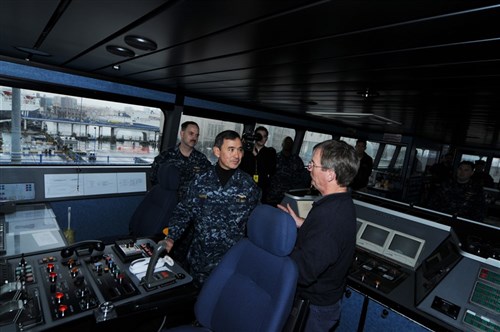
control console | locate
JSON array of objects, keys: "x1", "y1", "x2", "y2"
[
  {"x1": 0, "y1": 238, "x2": 194, "y2": 331},
  {"x1": 350, "y1": 248, "x2": 409, "y2": 294}
]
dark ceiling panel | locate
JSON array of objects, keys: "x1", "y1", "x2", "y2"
[
  {"x1": 79, "y1": 0, "x2": 320, "y2": 72},
  {"x1": 1, "y1": 0, "x2": 500, "y2": 149},
  {"x1": 44, "y1": 0, "x2": 168, "y2": 66},
  {"x1": 0, "y1": 0, "x2": 59, "y2": 58}
]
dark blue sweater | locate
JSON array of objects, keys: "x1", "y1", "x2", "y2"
[{"x1": 291, "y1": 192, "x2": 357, "y2": 305}]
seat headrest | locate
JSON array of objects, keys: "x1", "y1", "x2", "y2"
[
  {"x1": 247, "y1": 205, "x2": 297, "y2": 256},
  {"x1": 158, "y1": 163, "x2": 180, "y2": 190}
]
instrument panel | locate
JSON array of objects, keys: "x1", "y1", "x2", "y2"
[
  {"x1": 0, "y1": 238, "x2": 194, "y2": 331},
  {"x1": 350, "y1": 198, "x2": 500, "y2": 332},
  {"x1": 284, "y1": 193, "x2": 500, "y2": 331}
]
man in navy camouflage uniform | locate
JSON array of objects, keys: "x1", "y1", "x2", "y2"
[
  {"x1": 150, "y1": 121, "x2": 212, "y2": 266},
  {"x1": 429, "y1": 160, "x2": 486, "y2": 221},
  {"x1": 166, "y1": 130, "x2": 261, "y2": 285},
  {"x1": 150, "y1": 121, "x2": 211, "y2": 201}
]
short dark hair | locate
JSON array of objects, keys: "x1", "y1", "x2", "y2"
[
  {"x1": 254, "y1": 126, "x2": 269, "y2": 136},
  {"x1": 314, "y1": 140, "x2": 360, "y2": 187},
  {"x1": 181, "y1": 121, "x2": 199, "y2": 131},
  {"x1": 459, "y1": 160, "x2": 474, "y2": 169},
  {"x1": 214, "y1": 130, "x2": 241, "y2": 148}
]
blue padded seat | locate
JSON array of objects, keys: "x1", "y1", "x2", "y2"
[
  {"x1": 128, "y1": 163, "x2": 180, "y2": 238},
  {"x1": 166, "y1": 204, "x2": 298, "y2": 332}
]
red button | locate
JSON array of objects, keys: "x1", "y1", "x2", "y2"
[
  {"x1": 58, "y1": 304, "x2": 68, "y2": 317},
  {"x1": 55, "y1": 292, "x2": 64, "y2": 303}
]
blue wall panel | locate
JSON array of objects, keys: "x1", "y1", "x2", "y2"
[
  {"x1": 50, "y1": 195, "x2": 144, "y2": 243},
  {"x1": 337, "y1": 287, "x2": 364, "y2": 331},
  {"x1": 363, "y1": 299, "x2": 429, "y2": 332}
]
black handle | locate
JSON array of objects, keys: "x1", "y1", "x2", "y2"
[{"x1": 60, "y1": 240, "x2": 105, "y2": 258}]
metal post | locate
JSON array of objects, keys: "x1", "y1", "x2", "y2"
[{"x1": 11, "y1": 88, "x2": 22, "y2": 162}]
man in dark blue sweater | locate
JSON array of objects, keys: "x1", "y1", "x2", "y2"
[{"x1": 279, "y1": 140, "x2": 359, "y2": 331}]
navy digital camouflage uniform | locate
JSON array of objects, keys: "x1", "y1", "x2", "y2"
[
  {"x1": 150, "y1": 145, "x2": 212, "y2": 200},
  {"x1": 168, "y1": 166, "x2": 261, "y2": 285},
  {"x1": 429, "y1": 179, "x2": 486, "y2": 221},
  {"x1": 150, "y1": 145, "x2": 212, "y2": 267},
  {"x1": 267, "y1": 152, "x2": 310, "y2": 206}
]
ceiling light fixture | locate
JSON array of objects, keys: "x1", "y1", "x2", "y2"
[
  {"x1": 106, "y1": 45, "x2": 135, "y2": 57},
  {"x1": 357, "y1": 88, "x2": 379, "y2": 98},
  {"x1": 307, "y1": 111, "x2": 401, "y2": 126},
  {"x1": 124, "y1": 35, "x2": 157, "y2": 51},
  {"x1": 112, "y1": 65, "x2": 120, "y2": 70}
]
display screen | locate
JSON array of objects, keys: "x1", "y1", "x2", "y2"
[
  {"x1": 387, "y1": 233, "x2": 421, "y2": 258},
  {"x1": 360, "y1": 224, "x2": 390, "y2": 247},
  {"x1": 384, "y1": 232, "x2": 425, "y2": 268}
]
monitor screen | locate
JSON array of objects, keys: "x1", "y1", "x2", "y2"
[
  {"x1": 357, "y1": 222, "x2": 391, "y2": 254},
  {"x1": 361, "y1": 224, "x2": 390, "y2": 247},
  {"x1": 384, "y1": 231, "x2": 425, "y2": 268}
]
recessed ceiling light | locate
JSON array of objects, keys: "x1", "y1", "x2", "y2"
[
  {"x1": 357, "y1": 89, "x2": 379, "y2": 98},
  {"x1": 106, "y1": 45, "x2": 135, "y2": 57},
  {"x1": 124, "y1": 35, "x2": 157, "y2": 51}
]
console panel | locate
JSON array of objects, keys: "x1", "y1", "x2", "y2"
[{"x1": 0, "y1": 238, "x2": 193, "y2": 331}]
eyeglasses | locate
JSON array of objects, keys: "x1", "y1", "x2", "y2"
[{"x1": 307, "y1": 160, "x2": 325, "y2": 170}]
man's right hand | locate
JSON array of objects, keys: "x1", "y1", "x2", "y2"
[
  {"x1": 277, "y1": 203, "x2": 305, "y2": 228},
  {"x1": 165, "y1": 238, "x2": 174, "y2": 252}
]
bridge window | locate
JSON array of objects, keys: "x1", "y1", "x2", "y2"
[
  {"x1": 179, "y1": 114, "x2": 243, "y2": 164},
  {"x1": 255, "y1": 123, "x2": 296, "y2": 152},
  {"x1": 415, "y1": 148, "x2": 439, "y2": 174},
  {"x1": 393, "y1": 146, "x2": 407, "y2": 170},
  {"x1": 176, "y1": 116, "x2": 296, "y2": 164},
  {"x1": 299, "y1": 131, "x2": 333, "y2": 163},
  {"x1": 461, "y1": 153, "x2": 499, "y2": 186},
  {"x1": 461, "y1": 154, "x2": 484, "y2": 163},
  {"x1": 378, "y1": 144, "x2": 403, "y2": 170},
  {"x1": 0, "y1": 85, "x2": 162, "y2": 165},
  {"x1": 340, "y1": 136, "x2": 380, "y2": 161},
  {"x1": 491, "y1": 158, "x2": 500, "y2": 184}
]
